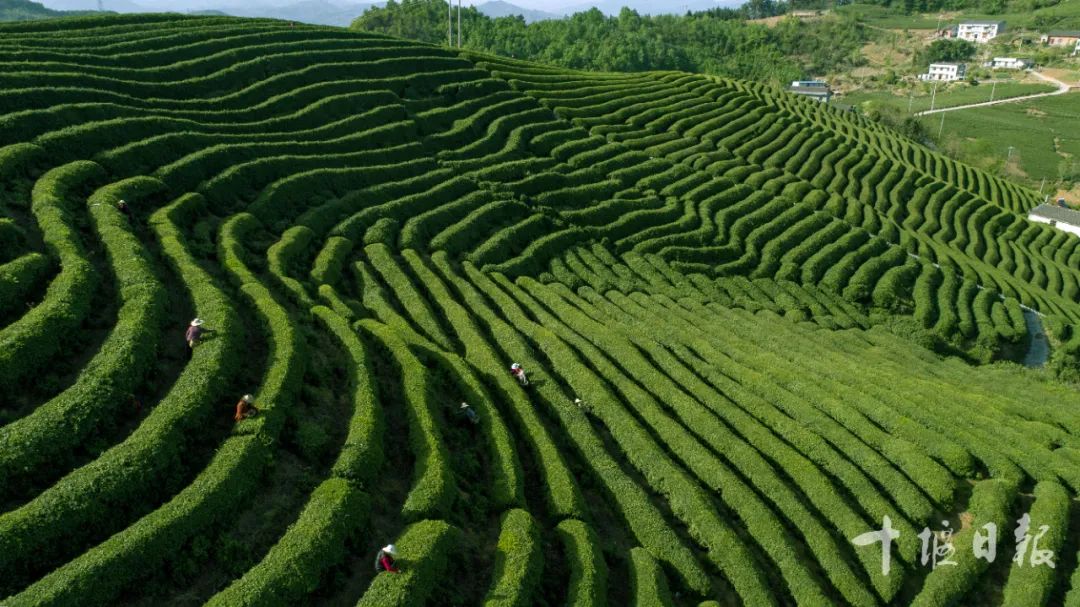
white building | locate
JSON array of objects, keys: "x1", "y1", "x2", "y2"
[
  {"x1": 920, "y1": 63, "x2": 966, "y2": 82},
  {"x1": 1029, "y1": 204, "x2": 1080, "y2": 237},
  {"x1": 985, "y1": 57, "x2": 1032, "y2": 69},
  {"x1": 788, "y1": 80, "x2": 832, "y2": 102},
  {"x1": 957, "y1": 21, "x2": 1005, "y2": 43}
]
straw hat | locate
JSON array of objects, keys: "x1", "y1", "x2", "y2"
[
  {"x1": 190, "y1": 318, "x2": 205, "y2": 327},
  {"x1": 511, "y1": 363, "x2": 521, "y2": 369},
  {"x1": 242, "y1": 394, "x2": 254, "y2": 403},
  {"x1": 383, "y1": 544, "x2": 397, "y2": 556},
  {"x1": 460, "y1": 402, "x2": 469, "y2": 409}
]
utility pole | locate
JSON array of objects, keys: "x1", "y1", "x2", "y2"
[
  {"x1": 448, "y1": 0, "x2": 452, "y2": 47},
  {"x1": 990, "y1": 80, "x2": 997, "y2": 102},
  {"x1": 457, "y1": 0, "x2": 462, "y2": 48},
  {"x1": 1007, "y1": 145, "x2": 1015, "y2": 163},
  {"x1": 938, "y1": 111, "x2": 946, "y2": 137},
  {"x1": 930, "y1": 81, "x2": 939, "y2": 112},
  {"x1": 1039, "y1": 177, "x2": 1046, "y2": 193},
  {"x1": 908, "y1": 87, "x2": 914, "y2": 113}
]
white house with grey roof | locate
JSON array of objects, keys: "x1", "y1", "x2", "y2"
[
  {"x1": 1029, "y1": 204, "x2": 1080, "y2": 236},
  {"x1": 787, "y1": 80, "x2": 832, "y2": 102}
]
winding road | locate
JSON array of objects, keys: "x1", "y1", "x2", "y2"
[{"x1": 914, "y1": 71, "x2": 1074, "y2": 116}]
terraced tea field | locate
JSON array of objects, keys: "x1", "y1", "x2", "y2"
[{"x1": 2, "y1": 13, "x2": 1080, "y2": 607}]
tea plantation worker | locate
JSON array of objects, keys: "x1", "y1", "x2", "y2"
[
  {"x1": 510, "y1": 362, "x2": 529, "y2": 386},
  {"x1": 375, "y1": 544, "x2": 400, "y2": 574},
  {"x1": 185, "y1": 318, "x2": 205, "y2": 349},
  {"x1": 117, "y1": 199, "x2": 131, "y2": 218},
  {"x1": 234, "y1": 393, "x2": 258, "y2": 422},
  {"x1": 460, "y1": 402, "x2": 479, "y2": 425}
]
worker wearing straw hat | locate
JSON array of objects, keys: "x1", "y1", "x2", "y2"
[
  {"x1": 460, "y1": 402, "x2": 479, "y2": 425},
  {"x1": 185, "y1": 318, "x2": 206, "y2": 349},
  {"x1": 234, "y1": 394, "x2": 258, "y2": 422}
]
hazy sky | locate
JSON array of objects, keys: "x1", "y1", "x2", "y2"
[
  {"x1": 41, "y1": 0, "x2": 730, "y2": 12},
  {"x1": 43, "y1": 0, "x2": 578, "y2": 6}
]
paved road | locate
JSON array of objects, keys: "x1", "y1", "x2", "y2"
[{"x1": 914, "y1": 71, "x2": 1073, "y2": 116}]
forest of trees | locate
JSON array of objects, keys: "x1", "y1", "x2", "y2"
[
  {"x1": 918, "y1": 38, "x2": 977, "y2": 65},
  {"x1": 351, "y1": 0, "x2": 871, "y2": 84}
]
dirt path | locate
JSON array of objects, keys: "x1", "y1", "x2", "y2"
[{"x1": 915, "y1": 71, "x2": 1073, "y2": 116}]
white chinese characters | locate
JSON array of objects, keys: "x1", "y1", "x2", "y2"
[{"x1": 852, "y1": 514, "x2": 1055, "y2": 575}]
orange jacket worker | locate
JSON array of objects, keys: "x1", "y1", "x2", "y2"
[{"x1": 234, "y1": 394, "x2": 257, "y2": 422}]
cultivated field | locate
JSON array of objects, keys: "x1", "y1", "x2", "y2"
[
  {"x1": 918, "y1": 92, "x2": 1080, "y2": 192},
  {"x1": 843, "y1": 82, "x2": 1059, "y2": 115},
  {"x1": 1, "y1": 14, "x2": 1080, "y2": 607},
  {"x1": 837, "y1": 2, "x2": 1080, "y2": 30}
]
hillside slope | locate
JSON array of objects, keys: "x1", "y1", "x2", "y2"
[{"x1": 1, "y1": 14, "x2": 1079, "y2": 606}]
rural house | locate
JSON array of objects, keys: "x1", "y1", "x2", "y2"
[
  {"x1": 787, "y1": 80, "x2": 832, "y2": 102},
  {"x1": 1028, "y1": 204, "x2": 1080, "y2": 236},
  {"x1": 956, "y1": 20, "x2": 1005, "y2": 43},
  {"x1": 920, "y1": 63, "x2": 966, "y2": 82},
  {"x1": 1040, "y1": 30, "x2": 1080, "y2": 47},
  {"x1": 985, "y1": 57, "x2": 1032, "y2": 69}
]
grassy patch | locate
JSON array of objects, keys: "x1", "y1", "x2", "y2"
[{"x1": 843, "y1": 81, "x2": 1057, "y2": 113}]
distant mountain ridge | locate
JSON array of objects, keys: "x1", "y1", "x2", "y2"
[
  {"x1": 0, "y1": 0, "x2": 59, "y2": 20},
  {"x1": 476, "y1": 1, "x2": 561, "y2": 22},
  {"x1": 40, "y1": 0, "x2": 736, "y2": 22},
  {"x1": 553, "y1": 0, "x2": 732, "y2": 15},
  {"x1": 40, "y1": 0, "x2": 143, "y2": 11},
  {"x1": 0, "y1": 0, "x2": 101, "y2": 20},
  {"x1": 221, "y1": 0, "x2": 376, "y2": 26},
  {"x1": 41, "y1": 0, "x2": 378, "y2": 26}
]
